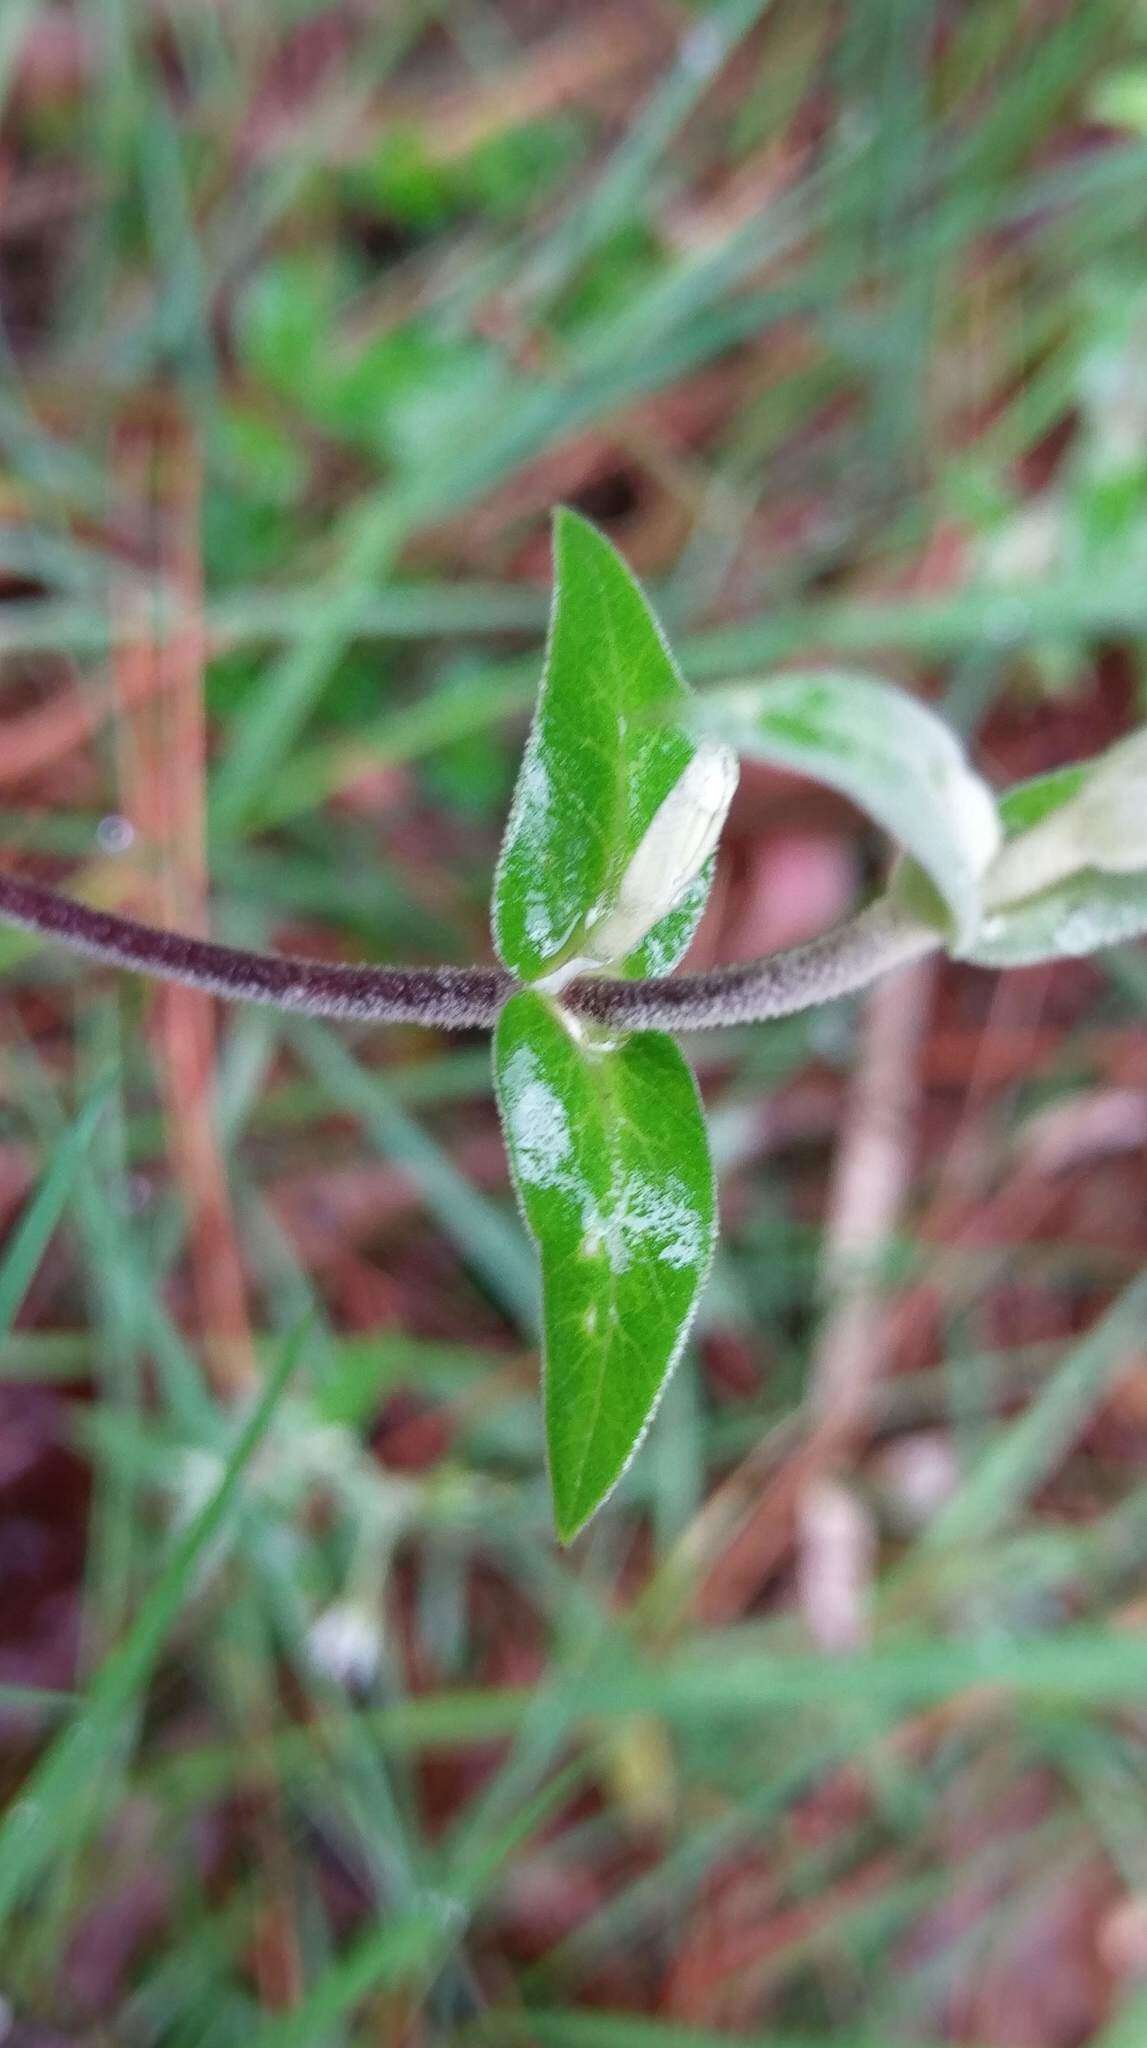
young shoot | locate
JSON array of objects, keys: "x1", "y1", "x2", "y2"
[{"x1": 2, "y1": 511, "x2": 1146, "y2": 1537}]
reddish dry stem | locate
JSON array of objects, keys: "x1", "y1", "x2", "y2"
[{"x1": 112, "y1": 405, "x2": 257, "y2": 1402}]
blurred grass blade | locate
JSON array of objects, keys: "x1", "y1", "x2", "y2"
[
  {"x1": 0, "y1": 579, "x2": 547, "y2": 657},
  {"x1": 527, "y1": 0, "x2": 775, "y2": 307},
  {"x1": 209, "y1": 491, "x2": 410, "y2": 838},
  {"x1": 0, "y1": 1686, "x2": 75, "y2": 1721},
  {"x1": 248, "y1": 1899, "x2": 461, "y2": 2047},
  {"x1": 241, "y1": 571, "x2": 1147, "y2": 834},
  {"x1": 291, "y1": 1020, "x2": 539, "y2": 1335},
  {"x1": 921, "y1": 1267, "x2": 1147, "y2": 1550},
  {"x1": 146, "y1": 1617, "x2": 1147, "y2": 1803},
  {"x1": 479, "y1": 2017, "x2": 990, "y2": 2048},
  {"x1": 0, "y1": 1081, "x2": 109, "y2": 1343},
  {"x1": 0, "y1": 1324, "x2": 304, "y2": 1934}
]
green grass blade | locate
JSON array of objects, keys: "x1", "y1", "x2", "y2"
[
  {"x1": 922, "y1": 1266, "x2": 1147, "y2": 1550},
  {"x1": 0, "y1": 1325, "x2": 304, "y2": 1935},
  {"x1": 291, "y1": 1020, "x2": 539, "y2": 1335},
  {"x1": 467, "y1": 2014, "x2": 990, "y2": 2048},
  {"x1": 0, "y1": 1080, "x2": 109, "y2": 1343}
]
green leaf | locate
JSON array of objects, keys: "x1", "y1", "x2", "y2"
[
  {"x1": 969, "y1": 865, "x2": 1147, "y2": 967},
  {"x1": 991, "y1": 727, "x2": 1147, "y2": 884},
  {"x1": 623, "y1": 858, "x2": 714, "y2": 979},
  {"x1": 492, "y1": 510, "x2": 736, "y2": 985},
  {"x1": 996, "y1": 762, "x2": 1087, "y2": 835},
  {"x1": 688, "y1": 670, "x2": 1001, "y2": 946},
  {"x1": 961, "y1": 736, "x2": 1147, "y2": 966},
  {"x1": 494, "y1": 992, "x2": 716, "y2": 1542}
]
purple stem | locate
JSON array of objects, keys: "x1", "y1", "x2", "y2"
[{"x1": 0, "y1": 870, "x2": 938, "y2": 1034}]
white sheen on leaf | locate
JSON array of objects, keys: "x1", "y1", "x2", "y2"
[
  {"x1": 578, "y1": 1170, "x2": 706, "y2": 1277},
  {"x1": 498, "y1": 1044, "x2": 574, "y2": 1187},
  {"x1": 493, "y1": 990, "x2": 716, "y2": 1541}
]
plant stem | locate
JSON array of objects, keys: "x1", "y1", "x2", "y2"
[
  {"x1": 570, "y1": 898, "x2": 940, "y2": 1029},
  {"x1": 0, "y1": 870, "x2": 939, "y2": 1034},
  {"x1": 0, "y1": 871, "x2": 507, "y2": 1030}
]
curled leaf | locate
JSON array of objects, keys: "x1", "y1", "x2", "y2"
[
  {"x1": 984, "y1": 727, "x2": 1147, "y2": 910},
  {"x1": 964, "y1": 729, "x2": 1147, "y2": 966},
  {"x1": 689, "y1": 670, "x2": 1001, "y2": 947}
]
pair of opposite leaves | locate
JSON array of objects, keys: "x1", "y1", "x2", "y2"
[
  {"x1": 487, "y1": 510, "x2": 1147, "y2": 1540},
  {"x1": 491, "y1": 510, "x2": 735, "y2": 1543}
]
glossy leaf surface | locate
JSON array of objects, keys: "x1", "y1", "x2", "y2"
[
  {"x1": 492, "y1": 510, "x2": 734, "y2": 984},
  {"x1": 494, "y1": 991, "x2": 715, "y2": 1540}
]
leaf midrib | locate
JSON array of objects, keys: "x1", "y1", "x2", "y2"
[{"x1": 565, "y1": 1035, "x2": 626, "y2": 1522}]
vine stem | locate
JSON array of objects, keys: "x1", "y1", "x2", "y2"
[{"x1": 0, "y1": 870, "x2": 939, "y2": 1033}]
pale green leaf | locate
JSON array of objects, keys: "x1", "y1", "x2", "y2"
[
  {"x1": 966, "y1": 868, "x2": 1147, "y2": 967},
  {"x1": 983, "y1": 727, "x2": 1147, "y2": 899},
  {"x1": 961, "y1": 739, "x2": 1147, "y2": 966},
  {"x1": 492, "y1": 510, "x2": 735, "y2": 985},
  {"x1": 689, "y1": 670, "x2": 1001, "y2": 946},
  {"x1": 493, "y1": 991, "x2": 715, "y2": 1542}
]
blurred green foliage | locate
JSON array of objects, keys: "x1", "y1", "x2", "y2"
[{"x1": 1, "y1": 0, "x2": 1147, "y2": 2039}]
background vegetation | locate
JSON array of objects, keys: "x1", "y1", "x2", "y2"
[{"x1": 2, "y1": 0, "x2": 1147, "y2": 2040}]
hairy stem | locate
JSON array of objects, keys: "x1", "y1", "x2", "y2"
[
  {"x1": 569, "y1": 898, "x2": 939, "y2": 1029},
  {"x1": 0, "y1": 870, "x2": 939, "y2": 1034}
]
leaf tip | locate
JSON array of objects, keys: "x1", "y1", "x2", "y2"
[
  {"x1": 551, "y1": 502, "x2": 624, "y2": 570},
  {"x1": 551, "y1": 501, "x2": 592, "y2": 538},
  {"x1": 551, "y1": 1480, "x2": 602, "y2": 1547}
]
